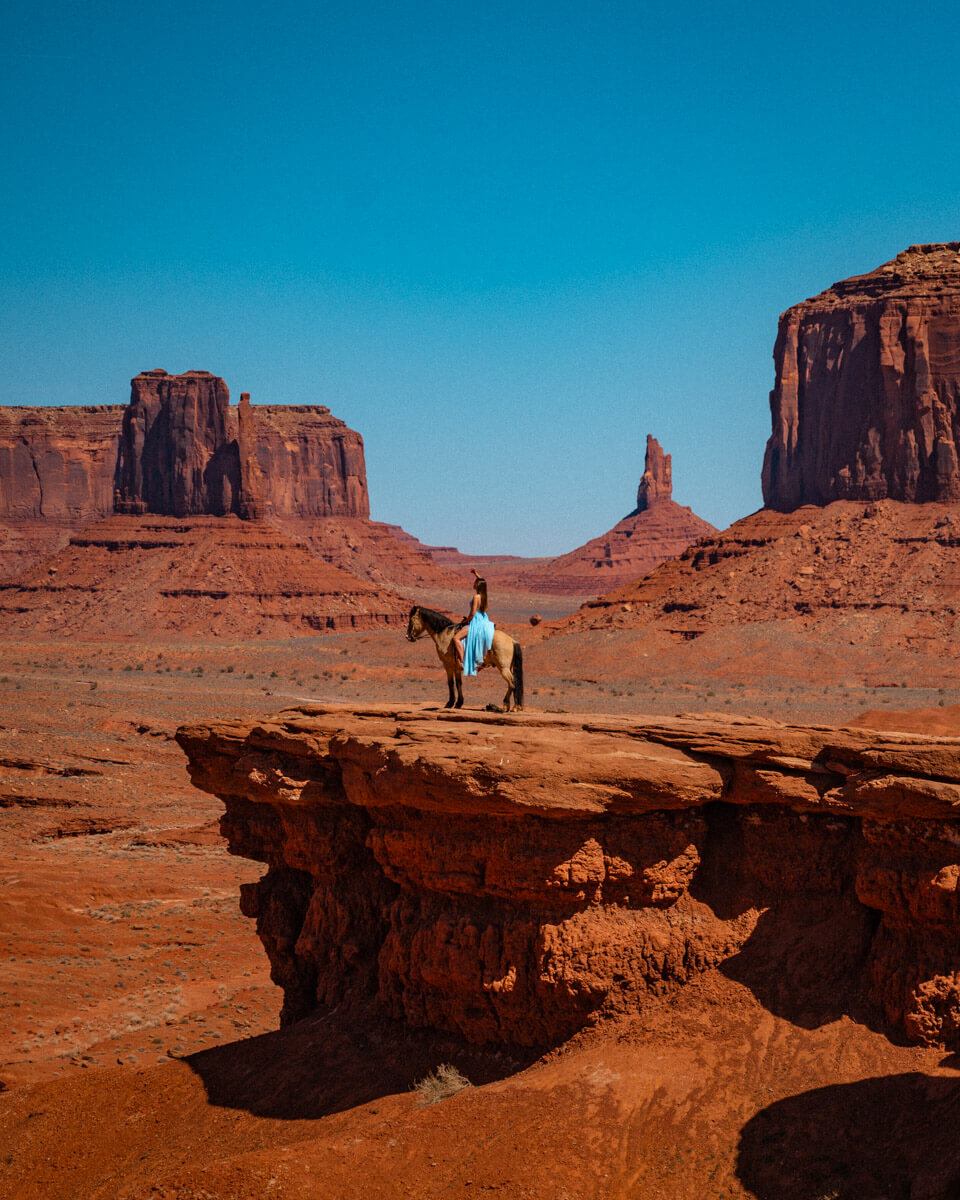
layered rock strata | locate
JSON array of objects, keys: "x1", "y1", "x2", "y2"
[
  {"x1": 178, "y1": 704, "x2": 960, "y2": 1050},
  {"x1": 567, "y1": 498, "x2": 960, "y2": 652},
  {"x1": 764, "y1": 242, "x2": 960, "y2": 510},
  {"x1": 0, "y1": 516, "x2": 407, "y2": 638},
  {"x1": 0, "y1": 372, "x2": 377, "y2": 580}
]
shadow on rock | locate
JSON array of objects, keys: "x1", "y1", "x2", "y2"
[
  {"x1": 736, "y1": 1072, "x2": 960, "y2": 1200},
  {"x1": 186, "y1": 1006, "x2": 528, "y2": 1121},
  {"x1": 690, "y1": 801, "x2": 882, "y2": 1035}
]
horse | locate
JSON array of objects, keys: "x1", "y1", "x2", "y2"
[{"x1": 406, "y1": 605, "x2": 524, "y2": 711}]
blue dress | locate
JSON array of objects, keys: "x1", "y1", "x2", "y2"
[{"x1": 462, "y1": 610, "x2": 495, "y2": 676}]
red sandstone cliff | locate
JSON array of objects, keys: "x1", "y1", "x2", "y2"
[
  {"x1": 0, "y1": 405, "x2": 125, "y2": 579},
  {"x1": 115, "y1": 370, "x2": 240, "y2": 517},
  {"x1": 763, "y1": 242, "x2": 960, "y2": 510},
  {"x1": 0, "y1": 372, "x2": 384, "y2": 582},
  {"x1": 1, "y1": 372, "x2": 371, "y2": 528},
  {"x1": 570, "y1": 247, "x2": 960, "y2": 643},
  {"x1": 0, "y1": 405, "x2": 122, "y2": 521},
  {"x1": 178, "y1": 704, "x2": 960, "y2": 1051},
  {"x1": 245, "y1": 405, "x2": 369, "y2": 519}
]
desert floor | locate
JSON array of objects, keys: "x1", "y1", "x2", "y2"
[{"x1": 2, "y1": 625, "x2": 960, "y2": 1198}]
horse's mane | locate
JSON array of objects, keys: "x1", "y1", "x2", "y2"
[{"x1": 415, "y1": 606, "x2": 456, "y2": 633}]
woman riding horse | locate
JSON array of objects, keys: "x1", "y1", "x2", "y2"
[
  {"x1": 406, "y1": 571, "x2": 524, "y2": 711},
  {"x1": 454, "y1": 569, "x2": 494, "y2": 676}
]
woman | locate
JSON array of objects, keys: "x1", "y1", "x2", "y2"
[{"x1": 454, "y1": 569, "x2": 495, "y2": 677}]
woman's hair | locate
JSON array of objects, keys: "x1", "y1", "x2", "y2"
[{"x1": 473, "y1": 575, "x2": 488, "y2": 612}]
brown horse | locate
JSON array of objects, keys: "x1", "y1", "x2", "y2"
[{"x1": 406, "y1": 605, "x2": 524, "y2": 711}]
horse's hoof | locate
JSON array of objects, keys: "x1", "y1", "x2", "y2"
[{"x1": 454, "y1": 699, "x2": 464, "y2": 709}]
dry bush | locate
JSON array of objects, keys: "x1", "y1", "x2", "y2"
[{"x1": 412, "y1": 1062, "x2": 471, "y2": 1106}]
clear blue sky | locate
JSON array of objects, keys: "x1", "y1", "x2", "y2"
[{"x1": 3, "y1": 0, "x2": 960, "y2": 555}]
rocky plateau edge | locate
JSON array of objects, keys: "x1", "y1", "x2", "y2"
[{"x1": 177, "y1": 704, "x2": 960, "y2": 1051}]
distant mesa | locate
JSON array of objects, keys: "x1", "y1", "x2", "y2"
[
  {"x1": 0, "y1": 369, "x2": 462, "y2": 600},
  {"x1": 114, "y1": 369, "x2": 369, "y2": 521},
  {"x1": 0, "y1": 369, "x2": 425, "y2": 635},
  {"x1": 570, "y1": 242, "x2": 960, "y2": 649},
  {"x1": 764, "y1": 242, "x2": 960, "y2": 511}
]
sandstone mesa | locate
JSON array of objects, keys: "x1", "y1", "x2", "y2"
[{"x1": 764, "y1": 241, "x2": 960, "y2": 510}]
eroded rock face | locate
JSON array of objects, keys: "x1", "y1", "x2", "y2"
[
  {"x1": 0, "y1": 405, "x2": 123, "y2": 521},
  {"x1": 247, "y1": 405, "x2": 369, "y2": 519},
  {"x1": 178, "y1": 705, "x2": 960, "y2": 1050},
  {"x1": 763, "y1": 242, "x2": 960, "y2": 510},
  {"x1": 114, "y1": 373, "x2": 371, "y2": 520},
  {"x1": 636, "y1": 434, "x2": 672, "y2": 512},
  {"x1": 0, "y1": 373, "x2": 376, "y2": 579},
  {"x1": 115, "y1": 370, "x2": 240, "y2": 517}
]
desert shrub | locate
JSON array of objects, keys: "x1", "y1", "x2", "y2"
[{"x1": 412, "y1": 1063, "x2": 471, "y2": 1106}]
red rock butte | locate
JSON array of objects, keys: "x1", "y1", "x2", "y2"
[
  {"x1": 764, "y1": 242, "x2": 960, "y2": 510},
  {"x1": 477, "y1": 435, "x2": 715, "y2": 595},
  {"x1": 572, "y1": 243, "x2": 960, "y2": 653},
  {"x1": 0, "y1": 370, "x2": 465, "y2": 600}
]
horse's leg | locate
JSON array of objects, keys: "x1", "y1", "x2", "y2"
[
  {"x1": 455, "y1": 667, "x2": 464, "y2": 708},
  {"x1": 444, "y1": 668, "x2": 456, "y2": 709},
  {"x1": 501, "y1": 668, "x2": 514, "y2": 712}
]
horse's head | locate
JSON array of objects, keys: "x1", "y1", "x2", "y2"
[{"x1": 406, "y1": 605, "x2": 423, "y2": 642}]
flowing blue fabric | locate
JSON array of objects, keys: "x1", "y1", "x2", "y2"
[{"x1": 462, "y1": 610, "x2": 494, "y2": 676}]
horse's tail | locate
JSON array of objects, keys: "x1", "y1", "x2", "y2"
[{"x1": 511, "y1": 641, "x2": 524, "y2": 708}]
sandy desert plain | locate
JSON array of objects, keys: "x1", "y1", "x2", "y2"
[{"x1": 5, "y1": 245, "x2": 960, "y2": 1199}]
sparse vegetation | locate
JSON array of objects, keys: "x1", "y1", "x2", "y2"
[{"x1": 412, "y1": 1063, "x2": 471, "y2": 1106}]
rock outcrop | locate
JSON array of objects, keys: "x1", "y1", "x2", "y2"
[
  {"x1": 0, "y1": 372, "x2": 387, "y2": 584},
  {"x1": 0, "y1": 405, "x2": 125, "y2": 581},
  {"x1": 565, "y1": 498, "x2": 960, "y2": 655},
  {"x1": 488, "y1": 437, "x2": 715, "y2": 595},
  {"x1": 246, "y1": 405, "x2": 368, "y2": 520},
  {"x1": 115, "y1": 370, "x2": 240, "y2": 517},
  {"x1": 635, "y1": 434, "x2": 672, "y2": 511},
  {"x1": 113, "y1": 372, "x2": 370, "y2": 520},
  {"x1": 0, "y1": 405, "x2": 122, "y2": 521},
  {"x1": 763, "y1": 242, "x2": 960, "y2": 510},
  {"x1": 178, "y1": 704, "x2": 960, "y2": 1050},
  {"x1": 0, "y1": 404, "x2": 125, "y2": 579}
]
